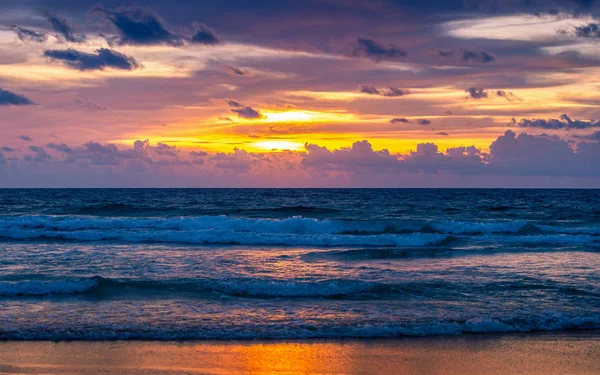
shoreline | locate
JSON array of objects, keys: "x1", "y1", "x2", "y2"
[{"x1": 1, "y1": 332, "x2": 599, "y2": 374}]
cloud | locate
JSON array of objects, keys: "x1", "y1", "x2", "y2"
[
  {"x1": 209, "y1": 149, "x2": 255, "y2": 172},
  {"x1": 436, "y1": 132, "x2": 449, "y2": 136},
  {"x1": 45, "y1": 13, "x2": 86, "y2": 43},
  {"x1": 224, "y1": 65, "x2": 245, "y2": 75},
  {"x1": 358, "y1": 85, "x2": 380, "y2": 95},
  {"x1": 190, "y1": 23, "x2": 220, "y2": 45},
  {"x1": 390, "y1": 117, "x2": 410, "y2": 124},
  {"x1": 575, "y1": 131, "x2": 600, "y2": 141},
  {"x1": 11, "y1": 26, "x2": 47, "y2": 43},
  {"x1": 495, "y1": 90, "x2": 521, "y2": 101},
  {"x1": 226, "y1": 99, "x2": 244, "y2": 108},
  {"x1": 462, "y1": 50, "x2": 495, "y2": 63},
  {"x1": 73, "y1": 99, "x2": 108, "y2": 111},
  {"x1": 358, "y1": 85, "x2": 409, "y2": 97},
  {"x1": 303, "y1": 140, "x2": 399, "y2": 171},
  {"x1": 438, "y1": 50, "x2": 454, "y2": 57},
  {"x1": 574, "y1": 23, "x2": 600, "y2": 38},
  {"x1": 24, "y1": 146, "x2": 51, "y2": 162},
  {"x1": 0, "y1": 88, "x2": 34, "y2": 106},
  {"x1": 153, "y1": 142, "x2": 179, "y2": 157},
  {"x1": 350, "y1": 37, "x2": 407, "y2": 61},
  {"x1": 1, "y1": 147, "x2": 15, "y2": 152},
  {"x1": 416, "y1": 119, "x2": 432, "y2": 125},
  {"x1": 466, "y1": 88, "x2": 521, "y2": 101},
  {"x1": 91, "y1": 5, "x2": 219, "y2": 47},
  {"x1": 3, "y1": 132, "x2": 600, "y2": 187},
  {"x1": 515, "y1": 114, "x2": 600, "y2": 130},
  {"x1": 43, "y1": 48, "x2": 140, "y2": 71},
  {"x1": 225, "y1": 99, "x2": 264, "y2": 119},
  {"x1": 92, "y1": 5, "x2": 183, "y2": 46},
  {"x1": 47, "y1": 143, "x2": 72, "y2": 153},
  {"x1": 17, "y1": 135, "x2": 32, "y2": 141},
  {"x1": 231, "y1": 106, "x2": 264, "y2": 119},
  {"x1": 486, "y1": 130, "x2": 598, "y2": 177},
  {"x1": 466, "y1": 87, "x2": 488, "y2": 99}
]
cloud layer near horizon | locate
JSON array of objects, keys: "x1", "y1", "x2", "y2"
[{"x1": 1, "y1": 130, "x2": 599, "y2": 187}]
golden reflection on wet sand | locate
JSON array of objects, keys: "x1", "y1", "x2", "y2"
[{"x1": 0, "y1": 334, "x2": 599, "y2": 374}]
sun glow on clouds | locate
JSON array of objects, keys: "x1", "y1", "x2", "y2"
[
  {"x1": 252, "y1": 140, "x2": 303, "y2": 151},
  {"x1": 260, "y1": 110, "x2": 357, "y2": 124}
]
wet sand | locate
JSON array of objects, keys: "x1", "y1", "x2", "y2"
[{"x1": 0, "y1": 333, "x2": 599, "y2": 374}]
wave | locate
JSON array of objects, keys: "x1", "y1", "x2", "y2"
[
  {"x1": 2, "y1": 315, "x2": 599, "y2": 340},
  {"x1": 0, "y1": 215, "x2": 598, "y2": 246},
  {"x1": 71, "y1": 203, "x2": 342, "y2": 218},
  {"x1": 0, "y1": 228, "x2": 447, "y2": 247},
  {"x1": 0, "y1": 278, "x2": 99, "y2": 296},
  {"x1": 0, "y1": 277, "x2": 405, "y2": 298},
  {"x1": 5, "y1": 276, "x2": 598, "y2": 300}
]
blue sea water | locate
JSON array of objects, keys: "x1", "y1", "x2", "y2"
[{"x1": 0, "y1": 188, "x2": 599, "y2": 340}]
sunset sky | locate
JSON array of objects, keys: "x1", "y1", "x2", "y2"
[{"x1": 2, "y1": 0, "x2": 600, "y2": 187}]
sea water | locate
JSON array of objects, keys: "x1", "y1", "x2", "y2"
[{"x1": 0, "y1": 189, "x2": 599, "y2": 339}]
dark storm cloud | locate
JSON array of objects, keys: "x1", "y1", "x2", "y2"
[
  {"x1": 231, "y1": 106, "x2": 264, "y2": 119},
  {"x1": 466, "y1": 87, "x2": 488, "y2": 99},
  {"x1": 358, "y1": 85, "x2": 409, "y2": 97},
  {"x1": 0, "y1": 88, "x2": 34, "y2": 106},
  {"x1": 11, "y1": 26, "x2": 47, "y2": 43},
  {"x1": 462, "y1": 50, "x2": 495, "y2": 63},
  {"x1": 515, "y1": 114, "x2": 600, "y2": 130},
  {"x1": 91, "y1": 5, "x2": 219, "y2": 46},
  {"x1": 43, "y1": 48, "x2": 140, "y2": 71},
  {"x1": 45, "y1": 13, "x2": 86, "y2": 43},
  {"x1": 574, "y1": 23, "x2": 600, "y2": 38},
  {"x1": 390, "y1": 118, "x2": 410, "y2": 124},
  {"x1": 350, "y1": 37, "x2": 407, "y2": 61}
]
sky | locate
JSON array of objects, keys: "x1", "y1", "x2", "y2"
[{"x1": 1, "y1": 0, "x2": 600, "y2": 187}]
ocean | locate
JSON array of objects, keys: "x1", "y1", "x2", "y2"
[{"x1": 0, "y1": 188, "x2": 599, "y2": 340}]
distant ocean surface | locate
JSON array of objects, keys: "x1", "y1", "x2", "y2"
[{"x1": 0, "y1": 189, "x2": 599, "y2": 340}]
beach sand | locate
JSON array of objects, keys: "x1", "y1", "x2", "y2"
[{"x1": 0, "y1": 333, "x2": 599, "y2": 374}]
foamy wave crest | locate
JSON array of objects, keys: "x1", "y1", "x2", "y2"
[
  {"x1": 0, "y1": 215, "x2": 598, "y2": 246},
  {"x1": 0, "y1": 279, "x2": 98, "y2": 296},
  {"x1": 0, "y1": 215, "x2": 448, "y2": 246},
  {"x1": 2, "y1": 315, "x2": 599, "y2": 340},
  {"x1": 0, "y1": 215, "x2": 348, "y2": 234}
]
